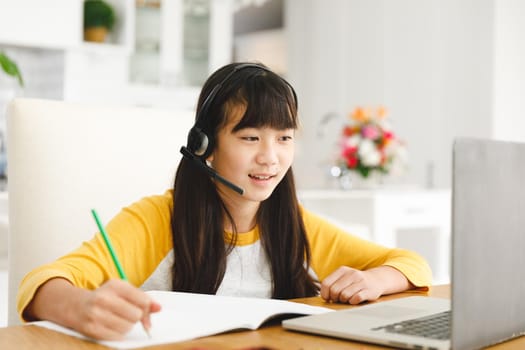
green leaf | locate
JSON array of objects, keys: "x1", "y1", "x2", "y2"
[
  {"x1": 84, "y1": 0, "x2": 116, "y2": 30},
  {"x1": 0, "y1": 52, "x2": 24, "y2": 87}
]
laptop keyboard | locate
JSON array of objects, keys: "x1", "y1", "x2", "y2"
[{"x1": 372, "y1": 310, "x2": 451, "y2": 340}]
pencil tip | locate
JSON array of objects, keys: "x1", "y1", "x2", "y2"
[{"x1": 144, "y1": 327, "x2": 152, "y2": 339}]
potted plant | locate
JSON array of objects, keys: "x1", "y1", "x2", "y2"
[
  {"x1": 83, "y1": 0, "x2": 116, "y2": 43},
  {"x1": 0, "y1": 51, "x2": 23, "y2": 179},
  {"x1": 0, "y1": 51, "x2": 24, "y2": 87}
]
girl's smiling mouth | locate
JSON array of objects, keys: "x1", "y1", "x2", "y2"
[{"x1": 249, "y1": 174, "x2": 276, "y2": 180}]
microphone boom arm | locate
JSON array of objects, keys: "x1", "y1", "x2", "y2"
[{"x1": 180, "y1": 146, "x2": 244, "y2": 195}]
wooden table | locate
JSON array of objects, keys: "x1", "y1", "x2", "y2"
[{"x1": 1, "y1": 285, "x2": 524, "y2": 350}]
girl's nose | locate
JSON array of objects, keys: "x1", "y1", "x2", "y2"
[{"x1": 256, "y1": 141, "x2": 278, "y2": 165}]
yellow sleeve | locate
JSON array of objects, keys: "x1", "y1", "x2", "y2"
[
  {"x1": 302, "y1": 207, "x2": 432, "y2": 289},
  {"x1": 16, "y1": 190, "x2": 174, "y2": 321}
]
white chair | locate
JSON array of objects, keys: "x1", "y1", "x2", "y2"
[{"x1": 6, "y1": 98, "x2": 194, "y2": 325}]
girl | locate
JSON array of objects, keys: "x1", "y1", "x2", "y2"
[{"x1": 17, "y1": 62, "x2": 431, "y2": 340}]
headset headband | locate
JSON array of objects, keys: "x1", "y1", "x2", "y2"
[{"x1": 186, "y1": 63, "x2": 297, "y2": 159}]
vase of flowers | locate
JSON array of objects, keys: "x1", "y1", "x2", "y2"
[{"x1": 332, "y1": 106, "x2": 407, "y2": 189}]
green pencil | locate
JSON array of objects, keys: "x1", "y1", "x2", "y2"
[
  {"x1": 91, "y1": 209, "x2": 151, "y2": 338},
  {"x1": 91, "y1": 209, "x2": 127, "y2": 280}
]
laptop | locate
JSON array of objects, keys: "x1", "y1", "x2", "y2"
[{"x1": 283, "y1": 138, "x2": 525, "y2": 350}]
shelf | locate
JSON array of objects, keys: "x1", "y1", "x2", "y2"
[
  {"x1": 75, "y1": 42, "x2": 133, "y2": 56},
  {"x1": 0, "y1": 0, "x2": 231, "y2": 111}
]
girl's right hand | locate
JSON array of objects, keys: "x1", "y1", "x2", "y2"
[
  {"x1": 25, "y1": 277, "x2": 161, "y2": 340},
  {"x1": 73, "y1": 279, "x2": 162, "y2": 340}
]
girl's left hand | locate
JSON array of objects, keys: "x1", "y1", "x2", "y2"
[{"x1": 320, "y1": 266, "x2": 384, "y2": 304}]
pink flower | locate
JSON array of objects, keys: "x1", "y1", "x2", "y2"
[{"x1": 361, "y1": 125, "x2": 380, "y2": 140}]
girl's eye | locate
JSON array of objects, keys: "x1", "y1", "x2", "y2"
[
  {"x1": 280, "y1": 135, "x2": 293, "y2": 141},
  {"x1": 241, "y1": 136, "x2": 259, "y2": 141}
]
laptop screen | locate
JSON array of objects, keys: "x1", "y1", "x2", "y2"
[{"x1": 452, "y1": 138, "x2": 525, "y2": 349}]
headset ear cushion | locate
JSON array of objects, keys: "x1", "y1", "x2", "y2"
[{"x1": 187, "y1": 127, "x2": 209, "y2": 157}]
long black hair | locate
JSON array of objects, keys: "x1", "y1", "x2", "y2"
[{"x1": 171, "y1": 62, "x2": 319, "y2": 298}]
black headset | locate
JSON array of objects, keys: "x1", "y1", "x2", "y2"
[{"x1": 179, "y1": 63, "x2": 298, "y2": 195}]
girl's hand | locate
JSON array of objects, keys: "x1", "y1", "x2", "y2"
[
  {"x1": 25, "y1": 277, "x2": 161, "y2": 340},
  {"x1": 320, "y1": 265, "x2": 411, "y2": 304},
  {"x1": 320, "y1": 266, "x2": 383, "y2": 304},
  {"x1": 71, "y1": 279, "x2": 162, "y2": 340}
]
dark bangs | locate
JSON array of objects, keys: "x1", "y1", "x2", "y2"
[{"x1": 227, "y1": 73, "x2": 298, "y2": 132}]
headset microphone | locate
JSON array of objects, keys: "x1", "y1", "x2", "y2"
[{"x1": 180, "y1": 146, "x2": 244, "y2": 195}]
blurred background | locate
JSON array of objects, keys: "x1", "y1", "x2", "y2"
[
  {"x1": 1, "y1": 0, "x2": 525, "y2": 326},
  {"x1": 2, "y1": 0, "x2": 525, "y2": 190}
]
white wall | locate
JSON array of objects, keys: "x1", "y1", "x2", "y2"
[
  {"x1": 286, "y1": 0, "x2": 352, "y2": 189},
  {"x1": 492, "y1": 0, "x2": 525, "y2": 140},
  {"x1": 287, "y1": 0, "x2": 524, "y2": 190},
  {"x1": 0, "y1": 0, "x2": 82, "y2": 49}
]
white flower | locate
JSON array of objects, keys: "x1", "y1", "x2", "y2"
[
  {"x1": 361, "y1": 151, "x2": 382, "y2": 167},
  {"x1": 358, "y1": 139, "x2": 375, "y2": 154},
  {"x1": 358, "y1": 139, "x2": 382, "y2": 166}
]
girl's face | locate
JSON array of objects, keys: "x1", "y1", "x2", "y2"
[{"x1": 208, "y1": 105, "x2": 295, "y2": 204}]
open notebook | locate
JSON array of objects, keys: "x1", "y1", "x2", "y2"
[
  {"x1": 34, "y1": 290, "x2": 332, "y2": 349},
  {"x1": 283, "y1": 138, "x2": 525, "y2": 349}
]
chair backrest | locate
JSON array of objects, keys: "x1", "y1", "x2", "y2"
[{"x1": 6, "y1": 98, "x2": 194, "y2": 325}]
